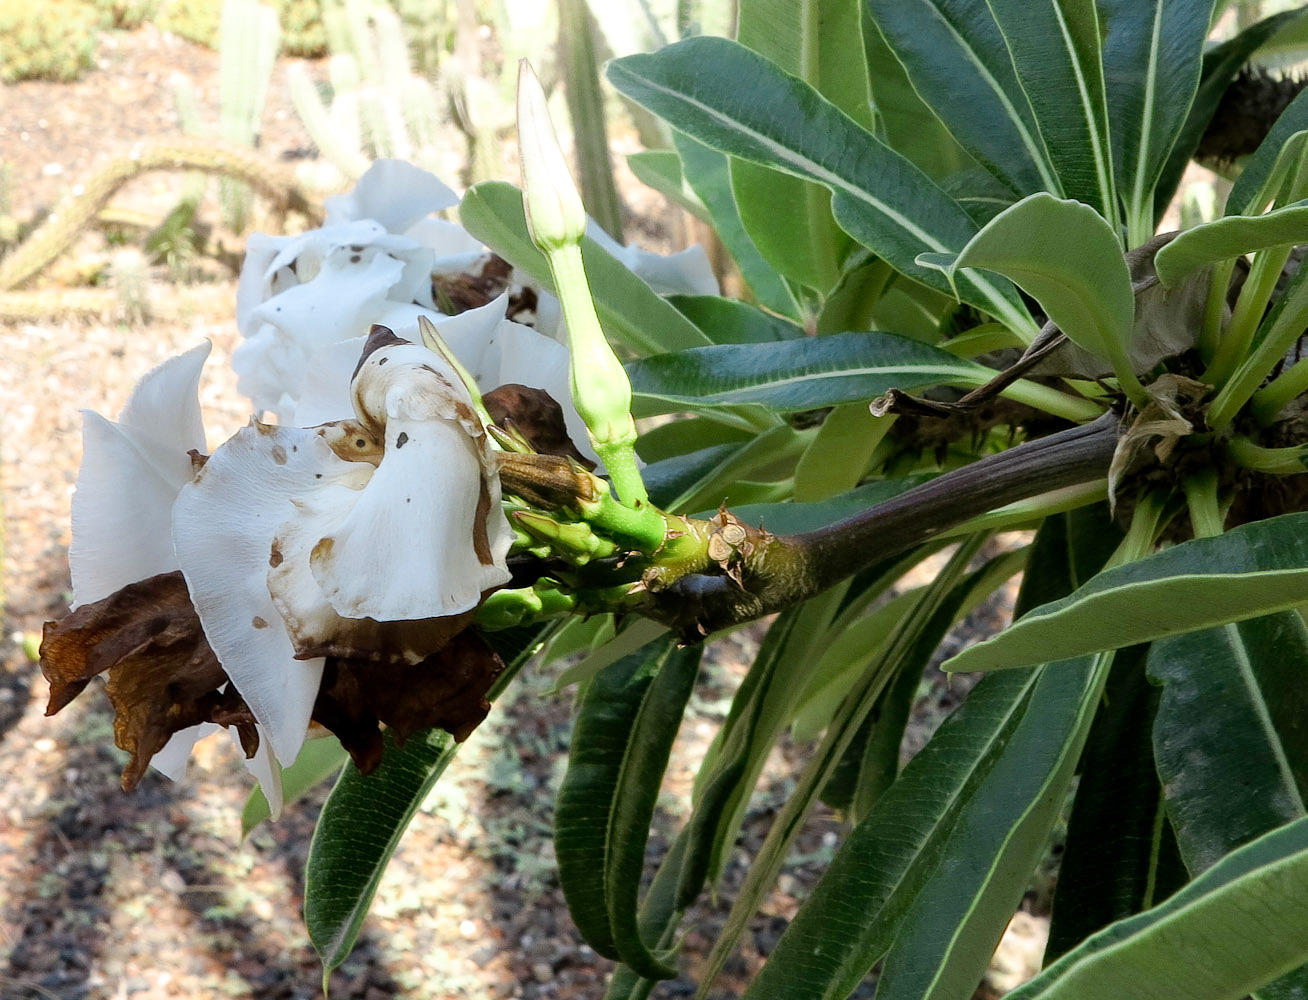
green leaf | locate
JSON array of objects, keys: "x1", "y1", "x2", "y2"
[
  {"x1": 625, "y1": 331, "x2": 992, "y2": 414},
  {"x1": 306, "y1": 726, "x2": 457, "y2": 976},
  {"x1": 1154, "y1": 7, "x2": 1308, "y2": 219},
  {"x1": 1149, "y1": 614, "x2": 1308, "y2": 875},
  {"x1": 1099, "y1": 0, "x2": 1216, "y2": 243},
  {"x1": 241, "y1": 735, "x2": 347, "y2": 838},
  {"x1": 635, "y1": 416, "x2": 751, "y2": 463},
  {"x1": 551, "y1": 618, "x2": 670, "y2": 691},
  {"x1": 1005, "y1": 816, "x2": 1308, "y2": 1000},
  {"x1": 793, "y1": 403, "x2": 892, "y2": 502},
  {"x1": 458, "y1": 181, "x2": 712, "y2": 354},
  {"x1": 1045, "y1": 647, "x2": 1187, "y2": 961},
  {"x1": 1155, "y1": 200, "x2": 1308, "y2": 287},
  {"x1": 667, "y1": 294, "x2": 803, "y2": 344},
  {"x1": 876, "y1": 653, "x2": 1112, "y2": 1000},
  {"x1": 728, "y1": 0, "x2": 868, "y2": 295},
  {"x1": 554, "y1": 636, "x2": 700, "y2": 979},
  {"x1": 864, "y1": 0, "x2": 1056, "y2": 197},
  {"x1": 606, "y1": 37, "x2": 1036, "y2": 335},
  {"x1": 945, "y1": 512, "x2": 1308, "y2": 673},
  {"x1": 985, "y1": 0, "x2": 1118, "y2": 226},
  {"x1": 304, "y1": 626, "x2": 547, "y2": 976},
  {"x1": 626, "y1": 149, "x2": 710, "y2": 223},
  {"x1": 922, "y1": 193, "x2": 1135, "y2": 364},
  {"x1": 672, "y1": 133, "x2": 804, "y2": 317},
  {"x1": 745, "y1": 507, "x2": 1116, "y2": 1000}
]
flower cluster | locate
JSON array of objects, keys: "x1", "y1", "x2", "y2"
[{"x1": 40, "y1": 158, "x2": 716, "y2": 814}]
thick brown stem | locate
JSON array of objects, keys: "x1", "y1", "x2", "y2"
[{"x1": 644, "y1": 412, "x2": 1121, "y2": 639}]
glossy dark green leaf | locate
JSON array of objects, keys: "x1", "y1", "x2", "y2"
[
  {"x1": 729, "y1": 0, "x2": 868, "y2": 295},
  {"x1": 635, "y1": 416, "x2": 751, "y2": 464},
  {"x1": 554, "y1": 636, "x2": 701, "y2": 979},
  {"x1": 865, "y1": 0, "x2": 1055, "y2": 197},
  {"x1": 641, "y1": 443, "x2": 742, "y2": 510},
  {"x1": 458, "y1": 181, "x2": 712, "y2": 354},
  {"x1": 672, "y1": 133, "x2": 804, "y2": 318},
  {"x1": 625, "y1": 331, "x2": 992, "y2": 414},
  {"x1": 667, "y1": 294, "x2": 803, "y2": 344},
  {"x1": 1154, "y1": 7, "x2": 1308, "y2": 219},
  {"x1": 1045, "y1": 646, "x2": 1187, "y2": 961},
  {"x1": 945, "y1": 512, "x2": 1308, "y2": 673},
  {"x1": 1006, "y1": 816, "x2": 1308, "y2": 1000},
  {"x1": 626, "y1": 149, "x2": 711, "y2": 223},
  {"x1": 860, "y1": 5, "x2": 976, "y2": 184},
  {"x1": 986, "y1": 0, "x2": 1118, "y2": 224},
  {"x1": 746, "y1": 507, "x2": 1116, "y2": 999},
  {"x1": 1100, "y1": 0, "x2": 1215, "y2": 242},
  {"x1": 606, "y1": 37, "x2": 1036, "y2": 334},
  {"x1": 1150, "y1": 614, "x2": 1308, "y2": 874},
  {"x1": 304, "y1": 626, "x2": 548, "y2": 976}
]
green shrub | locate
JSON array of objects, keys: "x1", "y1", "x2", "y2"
[
  {"x1": 93, "y1": 0, "x2": 158, "y2": 29},
  {"x1": 0, "y1": 0, "x2": 99, "y2": 83},
  {"x1": 155, "y1": 0, "x2": 220, "y2": 47}
]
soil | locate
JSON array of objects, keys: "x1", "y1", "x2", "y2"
[{"x1": 0, "y1": 23, "x2": 1046, "y2": 1000}]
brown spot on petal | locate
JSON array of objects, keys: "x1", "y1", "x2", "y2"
[
  {"x1": 39, "y1": 571, "x2": 257, "y2": 790},
  {"x1": 269, "y1": 543, "x2": 284, "y2": 569},
  {"x1": 484, "y1": 384, "x2": 594, "y2": 468},
  {"x1": 473, "y1": 476, "x2": 494, "y2": 566},
  {"x1": 187, "y1": 449, "x2": 208, "y2": 475},
  {"x1": 252, "y1": 616, "x2": 269, "y2": 629},
  {"x1": 395, "y1": 431, "x2": 409, "y2": 449},
  {"x1": 271, "y1": 444, "x2": 288, "y2": 465},
  {"x1": 312, "y1": 630, "x2": 504, "y2": 773}
]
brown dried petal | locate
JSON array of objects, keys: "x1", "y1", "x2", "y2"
[
  {"x1": 484, "y1": 383, "x2": 595, "y2": 468},
  {"x1": 312, "y1": 630, "x2": 505, "y2": 773},
  {"x1": 39, "y1": 571, "x2": 257, "y2": 790}
]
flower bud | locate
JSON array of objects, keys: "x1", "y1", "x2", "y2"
[{"x1": 517, "y1": 59, "x2": 587, "y2": 250}]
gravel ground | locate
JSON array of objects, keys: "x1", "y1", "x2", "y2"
[{"x1": 0, "y1": 23, "x2": 1047, "y2": 1000}]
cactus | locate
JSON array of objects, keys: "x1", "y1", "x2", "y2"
[
  {"x1": 219, "y1": 0, "x2": 281, "y2": 231},
  {"x1": 0, "y1": 0, "x2": 98, "y2": 83},
  {"x1": 289, "y1": 0, "x2": 447, "y2": 181},
  {"x1": 274, "y1": 0, "x2": 327, "y2": 56}
]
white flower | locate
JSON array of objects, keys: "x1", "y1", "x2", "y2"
[
  {"x1": 232, "y1": 158, "x2": 717, "y2": 436},
  {"x1": 65, "y1": 343, "x2": 286, "y2": 813},
  {"x1": 173, "y1": 330, "x2": 513, "y2": 773}
]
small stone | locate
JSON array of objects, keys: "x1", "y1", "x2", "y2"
[{"x1": 531, "y1": 961, "x2": 553, "y2": 983}]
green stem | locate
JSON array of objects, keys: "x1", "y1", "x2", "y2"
[
  {"x1": 1198, "y1": 258, "x2": 1235, "y2": 365},
  {"x1": 1108, "y1": 488, "x2": 1166, "y2": 570},
  {"x1": 1203, "y1": 243, "x2": 1292, "y2": 387},
  {"x1": 1184, "y1": 467, "x2": 1225, "y2": 538},
  {"x1": 1250, "y1": 354, "x2": 1308, "y2": 424},
  {"x1": 1225, "y1": 435, "x2": 1308, "y2": 476},
  {"x1": 996, "y1": 378, "x2": 1107, "y2": 422}
]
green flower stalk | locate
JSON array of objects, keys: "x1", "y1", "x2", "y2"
[{"x1": 515, "y1": 59, "x2": 650, "y2": 510}]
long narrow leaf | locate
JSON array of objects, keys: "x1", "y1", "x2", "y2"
[
  {"x1": 1149, "y1": 614, "x2": 1308, "y2": 874},
  {"x1": 1006, "y1": 816, "x2": 1308, "y2": 1000},
  {"x1": 865, "y1": 0, "x2": 1056, "y2": 196},
  {"x1": 625, "y1": 331, "x2": 993, "y2": 413},
  {"x1": 1099, "y1": 0, "x2": 1215, "y2": 243},
  {"x1": 606, "y1": 37, "x2": 1036, "y2": 334},
  {"x1": 945, "y1": 512, "x2": 1308, "y2": 673},
  {"x1": 1155, "y1": 200, "x2": 1308, "y2": 287},
  {"x1": 986, "y1": 0, "x2": 1118, "y2": 226}
]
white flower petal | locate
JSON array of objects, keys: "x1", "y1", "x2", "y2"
[
  {"x1": 311, "y1": 413, "x2": 511, "y2": 619},
  {"x1": 173, "y1": 423, "x2": 361, "y2": 765},
  {"x1": 324, "y1": 159, "x2": 459, "y2": 232},
  {"x1": 240, "y1": 731, "x2": 284, "y2": 820},
  {"x1": 407, "y1": 217, "x2": 484, "y2": 256},
  {"x1": 69, "y1": 345, "x2": 211, "y2": 607},
  {"x1": 284, "y1": 337, "x2": 368, "y2": 427},
  {"x1": 236, "y1": 232, "x2": 292, "y2": 334},
  {"x1": 152, "y1": 723, "x2": 216, "y2": 780},
  {"x1": 585, "y1": 221, "x2": 720, "y2": 296}
]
